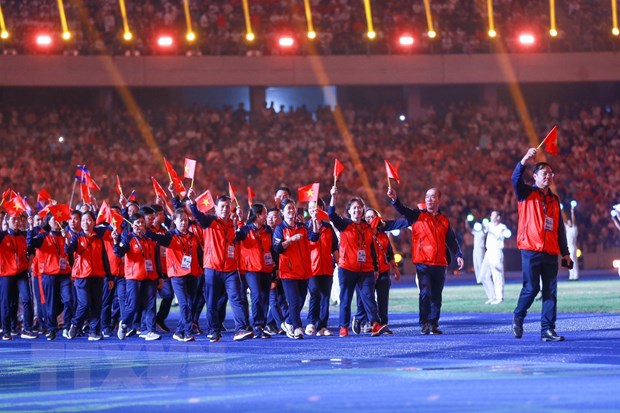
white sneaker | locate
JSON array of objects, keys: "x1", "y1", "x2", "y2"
[
  {"x1": 172, "y1": 333, "x2": 185, "y2": 342},
  {"x1": 484, "y1": 299, "x2": 494, "y2": 304},
  {"x1": 317, "y1": 328, "x2": 333, "y2": 336},
  {"x1": 144, "y1": 332, "x2": 161, "y2": 341},
  {"x1": 281, "y1": 322, "x2": 294, "y2": 339},
  {"x1": 305, "y1": 324, "x2": 316, "y2": 336},
  {"x1": 293, "y1": 328, "x2": 304, "y2": 339},
  {"x1": 490, "y1": 299, "x2": 504, "y2": 305}
]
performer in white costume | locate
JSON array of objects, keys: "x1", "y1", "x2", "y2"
[
  {"x1": 471, "y1": 220, "x2": 486, "y2": 284},
  {"x1": 480, "y1": 211, "x2": 507, "y2": 304},
  {"x1": 565, "y1": 203, "x2": 579, "y2": 281}
]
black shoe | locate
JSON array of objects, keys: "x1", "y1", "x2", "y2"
[
  {"x1": 430, "y1": 325, "x2": 443, "y2": 335},
  {"x1": 46, "y1": 330, "x2": 57, "y2": 341},
  {"x1": 512, "y1": 316, "x2": 523, "y2": 339},
  {"x1": 156, "y1": 319, "x2": 171, "y2": 333},
  {"x1": 421, "y1": 323, "x2": 431, "y2": 335},
  {"x1": 351, "y1": 317, "x2": 361, "y2": 335},
  {"x1": 541, "y1": 329, "x2": 565, "y2": 342},
  {"x1": 209, "y1": 331, "x2": 222, "y2": 343},
  {"x1": 68, "y1": 324, "x2": 78, "y2": 339}
]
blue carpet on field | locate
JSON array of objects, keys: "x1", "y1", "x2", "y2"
[{"x1": 1, "y1": 309, "x2": 620, "y2": 413}]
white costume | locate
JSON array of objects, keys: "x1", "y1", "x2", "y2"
[
  {"x1": 565, "y1": 224, "x2": 579, "y2": 280},
  {"x1": 472, "y1": 226, "x2": 486, "y2": 284},
  {"x1": 480, "y1": 221, "x2": 506, "y2": 304}
]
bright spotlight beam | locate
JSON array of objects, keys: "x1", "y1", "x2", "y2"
[
  {"x1": 242, "y1": 0, "x2": 254, "y2": 42},
  {"x1": 303, "y1": 0, "x2": 316, "y2": 40},
  {"x1": 0, "y1": 3, "x2": 8, "y2": 39},
  {"x1": 183, "y1": 0, "x2": 196, "y2": 42},
  {"x1": 363, "y1": 0, "x2": 375, "y2": 40},
  {"x1": 56, "y1": 0, "x2": 71, "y2": 41},
  {"x1": 487, "y1": 0, "x2": 496, "y2": 37},
  {"x1": 549, "y1": 0, "x2": 558, "y2": 37},
  {"x1": 613, "y1": 0, "x2": 619, "y2": 35},
  {"x1": 423, "y1": 0, "x2": 436, "y2": 39},
  {"x1": 118, "y1": 0, "x2": 132, "y2": 41}
]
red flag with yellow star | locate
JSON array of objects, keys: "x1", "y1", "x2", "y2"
[
  {"x1": 297, "y1": 183, "x2": 319, "y2": 203},
  {"x1": 48, "y1": 204, "x2": 72, "y2": 222},
  {"x1": 539, "y1": 125, "x2": 559, "y2": 156},
  {"x1": 196, "y1": 190, "x2": 215, "y2": 213},
  {"x1": 183, "y1": 158, "x2": 196, "y2": 179}
]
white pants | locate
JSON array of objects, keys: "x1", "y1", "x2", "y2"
[
  {"x1": 473, "y1": 248, "x2": 485, "y2": 284},
  {"x1": 480, "y1": 251, "x2": 505, "y2": 301},
  {"x1": 568, "y1": 247, "x2": 579, "y2": 280}
]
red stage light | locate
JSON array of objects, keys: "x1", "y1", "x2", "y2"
[
  {"x1": 518, "y1": 33, "x2": 535, "y2": 45},
  {"x1": 399, "y1": 35, "x2": 414, "y2": 46},
  {"x1": 278, "y1": 36, "x2": 294, "y2": 47},
  {"x1": 157, "y1": 36, "x2": 173, "y2": 47},
  {"x1": 36, "y1": 34, "x2": 52, "y2": 46}
]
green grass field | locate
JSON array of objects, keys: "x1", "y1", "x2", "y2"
[{"x1": 388, "y1": 279, "x2": 620, "y2": 314}]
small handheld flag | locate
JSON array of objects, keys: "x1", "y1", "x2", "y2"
[
  {"x1": 537, "y1": 126, "x2": 558, "y2": 156},
  {"x1": 385, "y1": 160, "x2": 400, "y2": 187},
  {"x1": 247, "y1": 186, "x2": 255, "y2": 207},
  {"x1": 298, "y1": 183, "x2": 320, "y2": 203},
  {"x1": 196, "y1": 190, "x2": 215, "y2": 213},
  {"x1": 334, "y1": 158, "x2": 345, "y2": 185}
]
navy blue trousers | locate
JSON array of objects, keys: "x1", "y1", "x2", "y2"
[
  {"x1": 338, "y1": 268, "x2": 379, "y2": 328},
  {"x1": 354, "y1": 270, "x2": 391, "y2": 325},
  {"x1": 306, "y1": 275, "x2": 333, "y2": 329},
  {"x1": 204, "y1": 269, "x2": 249, "y2": 333},
  {"x1": 416, "y1": 264, "x2": 446, "y2": 326},
  {"x1": 245, "y1": 271, "x2": 271, "y2": 329},
  {"x1": 514, "y1": 250, "x2": 559, "y2": 331},
  {"x1": 42, "y1": 274, "x2": 74, "y2": 331},
  {"x1": 281, "y1": 278, "x2": 309, "y2": 329}
]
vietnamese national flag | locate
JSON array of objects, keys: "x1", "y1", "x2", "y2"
[
  {"x1": 385, "y1": 160, "x2": 400, "y2": 184},
  {"x1": 115, "y1": 175, "x2": 124, "y2": 196},
  {"x1": 96, "y1": 200, "x2": 111, "y2": 225},
  {"x1": 2, "y1": 188, "x2": 14, "y2": 203},
  {"x1": 48, "y1": 204, "x2": 72, "y2": 222},
  {"x1": 196, "y1": 190, "x2": 215, "y2": 213},
  {"x1": 164, "y1": 158, "x2": 186, "y2": 197},
  {"x1": 297, "y1": 183, "x2": 320, "y2": 203},
  {"x1": 247, "y1": 186, "x2": 256, "y2": 207},
  {"x1": 80, "y1": 183, "x2": 92, "y2": 204},
  {"x1": 4, "y1": 196, "x2": 27, "y2": 217},
  {"x1": 184, "y1": 158, "x2": 197, "y2": 179},
  {"x1": 151, "y1": 176, "x2": 168, "y2": 199},
  {"x1": 334, "y1": 158, "x2": 345, "y2": 179},
  {"x1": 316, "y1": 209, "x2": 330, "y2": 221},
  {"x1": 228, "y1": 182, "x2": 238, "y2": 205},
  {"x1": 540, "y1": 125, "x2": 559, "y2": 156},
  {"x1": 109, "y1": 209, "x2": 125, "y2": 232}
]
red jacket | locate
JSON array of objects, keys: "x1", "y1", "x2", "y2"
[
  {"x1": 67, "y1": 232, "x2": 108, "y2": 279},
  {"x1": 115, "y1": 234, "x2": 160, "y2": 281},
  {"x1": 273, "y1": 222, "x2": 313, "y2": 280},
  {"x1": 102, "y1": 230, "x2": 124, "y2": 277},
  {"x1": 0, "y1": 231, "x2": 29, "y2": 276},
  {"x1": 512, "y1": 162, "x2": 569, "y2": 256},
  {"x1": 146, "y1": 229, "x2": 202, "y2": 278},
  {"x1": 190, "y1": 205, "x2": 239, "y2": 272},
  {"x1": 374, "y1": 232, "x2": 392, "y2": 273},
  {"x1": 307, "y1": 222, "x2": 338, "y2": 276},
  {"x1": 238, "y1": 224, "x2": 275, "y2": 273},
  {"x1": 29, "y1": 231, "x2": 71, "y2": 276},
  {"x1": 410, "y1": 213, "x2": 452, "y2": 266}
]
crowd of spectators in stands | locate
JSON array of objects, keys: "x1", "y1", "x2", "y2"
[
  {"x1": 0, "y1": 0, "x2": 618, "y2": 56},
  {"x1": 1, "y1": 97, "x2": 619, "y2": 256}
]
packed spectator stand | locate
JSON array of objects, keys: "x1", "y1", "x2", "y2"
[{"x1": 0, "y1": 0, "x2": 618, "y2": 56}]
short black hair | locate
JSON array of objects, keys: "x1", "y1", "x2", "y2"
[
  {"x1": 139, "y1": 206, "x2": 155, "y2": 215},
  {"x1": 533, "y1": 162, "x2": 553, "y2": 174}
]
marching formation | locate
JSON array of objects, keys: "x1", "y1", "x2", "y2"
[{"x1": 0, "y1": 144, "x2": 573, "y2": 343}]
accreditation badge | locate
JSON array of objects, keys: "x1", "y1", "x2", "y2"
[
  {"x1": 357, "y1": 250, "x2": 367, "y2": 263},
  {"x1": 181, "y1": 255, "x2": 192, "y2": 270}
]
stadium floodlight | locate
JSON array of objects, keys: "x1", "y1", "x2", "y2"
[
  {"x1": 246, "y1": 32, "x2": 255, "y2": 42},
  {"x1": 123, "y1": 32, "x2": 132, "y2": 41},
  {"x1": 367, "y1": 31, "x2": 376, "y2": 39},
  {"x1": 157, "y1": 36, "x2": 173, "y2": 47},
  {"x1": 186, "y1": 32, "x2": 196, "y2": 42},
  {"x1": 307, "y1": 31, "x2": 316, "y2": 39},
  {"x1": 62, "y1": 31, "x2": 71, "y2": 40},
  {"x1": 399, "y1": 35, "x2": 414, "y2": 46},
  {"x1": 488, "y1": 29, "x2": 497, "y2": 38},
  {"x1": 613, "y1": 27, "x2": 620, "y2": 36},
  {"x1": 0, "y1": 31, "x2": 8, "y2": 40},
  {"x1": 428, "y1": 30, "x2": 437, "y2": 39},
  {"x1": 549, "y1": 28, "x2": 558, "y2": 37},
  {"x1": 518, "y1": 33, "x2": 535, "y2": 45},
  {"x1": 36, "y1": 34, "x2": 53, "y2": 46},
  {"x1": 278, "y1": 36, "x2": 294, "y2": 47}
]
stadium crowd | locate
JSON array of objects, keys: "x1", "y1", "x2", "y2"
[
  {"x1": 1, "y1": 98, "x2": 619, "y2": 253},
  {"x1": 0, "y1": 0, "x2": 618, "y2": 56}
]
